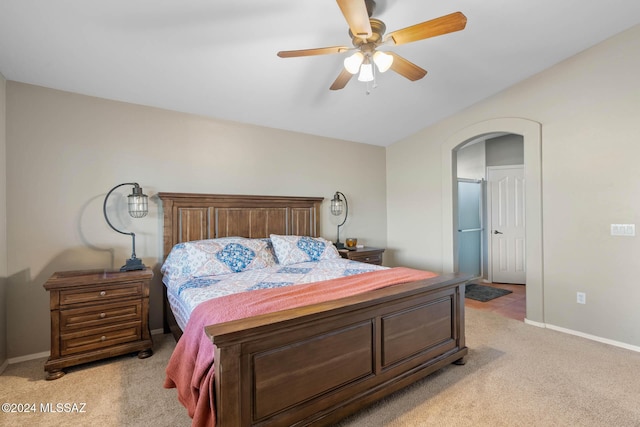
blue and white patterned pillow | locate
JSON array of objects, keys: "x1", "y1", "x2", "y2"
[
  {"x1": 269, "y1": 234, "x2": 340, "y2": 266},
  {"x1": 161, "y1": 237, "x2": 278, "y2": 280}
]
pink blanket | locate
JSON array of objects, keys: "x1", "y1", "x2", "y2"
[{"x1": 164, "y1": 267, "x2": 438, "y2": 426}]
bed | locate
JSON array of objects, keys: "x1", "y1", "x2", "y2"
[{"x1": 158, "y1": 192, "x2": 470, "y2": 426}]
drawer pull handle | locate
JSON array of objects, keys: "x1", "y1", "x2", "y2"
[
  {"x1": 99, "y1": 291, "x2": 106, "y2": 296},
  {"x1": 101, "y1": 336, "x2": 107, "y2": 341},
  {"x1": 365, "y1": 257, "x2": 370, "y2": 261},
  {"x1": 99, "y1": 313, "x2": 106, "y2": 318}
]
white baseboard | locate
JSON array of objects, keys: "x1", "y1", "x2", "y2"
[
  {"x1": 524, "y1": 318, "x2": 546, "y2": 328},
  {"x1": 7, "y1": 350, "x2": 50, "y2": 365},
  {"x1": 2, "y1": 329, "x2": 168, "y2": 369},
  {"x1": 525, "y1": 318, "x2": 640, "y2": 353}
]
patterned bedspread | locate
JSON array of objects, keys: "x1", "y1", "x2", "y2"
[{"x1": 164, "y1": 258, "x2": 387, "y2": 330}]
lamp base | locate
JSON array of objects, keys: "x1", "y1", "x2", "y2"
[
  {"x1": 334, "y1": 242, "x2": 345, "y2": 249},
  {"x1": 120, "y1": 257, "x2": 146, "y2": 272}
]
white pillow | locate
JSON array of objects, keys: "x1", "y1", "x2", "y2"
[
  {"x1": 161, "y1": 237, "x2": 277, "y2": 280},
  {"x1": 269, "y1": 234, "x2": 340, "y2": 266}
]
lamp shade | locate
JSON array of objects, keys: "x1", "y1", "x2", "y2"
[
  {"x1": 344, "y1": 52, "x2": 364, "y2": 74},
  {"x1": 128, "y1": 186, "x2": 148, "y2": 218},
  {"x1": 357, "y1": 62, "x2": 374, "y2": 82},
  {"x1": 373, "y1": 50, "x2": 393, "y2": 73},
  {"x1": 331, "y1": 193, "x2": 344, "y2": 216}
]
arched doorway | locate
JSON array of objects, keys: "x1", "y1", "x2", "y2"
[{"x1": 441, "y1": 118, "x2": 544, "y2": 324}]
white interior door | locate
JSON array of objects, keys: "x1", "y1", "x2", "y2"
[{"x1": 488, "y1": 166, "x2": 526, "y2": 284}]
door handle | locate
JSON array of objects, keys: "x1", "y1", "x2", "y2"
[{"x1": 493, "y1": 230, "x2": 503, "y2": 234}]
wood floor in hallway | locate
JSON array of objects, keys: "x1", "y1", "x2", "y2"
[{"x1": 464, "y1": 282, "x2": 526, "y2": 321}]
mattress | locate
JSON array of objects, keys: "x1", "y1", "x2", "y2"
[{"x1": 164, "y1": 257, "x2": 386, "y2": 330}]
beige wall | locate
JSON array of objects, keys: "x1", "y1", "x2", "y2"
[
  {"x1": 4, "y1": 83, "x2": 387, "y2": 358},
  {"x1": 387, "y1": 24, "x2": 640, "y2": 347},
  {"x1": 0, "y1": 72, "x2": 6, "y2": 365}
]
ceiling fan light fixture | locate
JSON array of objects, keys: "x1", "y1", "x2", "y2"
[
  {"x1": 373, "y1": 50, "x2": 393, "y2": 73},
  {"x1": 358, "y1": 63, "x2": 374, "y2": 82},
  {"x1": 344, "y1": 52, "x2": 364, "y2": 74},
  {"x1": 357, "y1": 58, "x2": 374, "y2": 82}
]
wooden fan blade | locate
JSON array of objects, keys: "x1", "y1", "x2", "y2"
[
  {"x1": 389, "y1": 53, "x2": 427, "y2": 81},
  {"x1": 336, "y1": 0, "x2": 372, "y2": 40},
  {"x1": 277, "y1": 46, "x2": 350, "y2": 58},
  {"x1": 330, "y1": 68, "x2": 354, "y2": 90},
  {"x1": 385, "y1": 11, "x2": 467, "y2": 46}
]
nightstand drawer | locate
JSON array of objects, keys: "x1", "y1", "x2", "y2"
[
  {"x1": 350, "y1": 253, "x2": 383, "y2": 265},
  {"x1": 60, "y1": 282, "x2": 143, "y2": 306},
  {"x1": 339, "y1": 247, "x2": 385, "y2": 265},
  {"x1": 60, "y1": 300, "x2": 142, "y2": 332},
  {"x1": 60, "y1": 322, "x2": 142, "y2": 356}
]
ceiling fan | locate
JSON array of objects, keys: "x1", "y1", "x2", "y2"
[{"x1": 277, "y1": 0, "x2": 467, "y2": 91}]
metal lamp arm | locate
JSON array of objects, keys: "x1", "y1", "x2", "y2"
[
  {"x1": 333, "y1": 191, "x2": 349, "y2": 248},
  {"x1": 336, "y1": 191, "x2": 348, "y2": 228},
  {"x1": 103, "y1": 182, "x2": 138, "y2": 237}
]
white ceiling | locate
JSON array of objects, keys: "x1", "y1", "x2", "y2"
[{"x1": 1, "y1": 1, "x2": 639, "y2": 146}]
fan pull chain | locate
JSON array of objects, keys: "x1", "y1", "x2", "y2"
[{"x1": 366, "y1": 64, "x2": 378, "y2": 95}]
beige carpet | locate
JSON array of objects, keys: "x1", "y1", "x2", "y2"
[
  {"x1": 0, "y1": 332, "x2": 191, "y2": 426},
  {"x1": 2, "y1": 308, "x2": 640, "y2": 426}
]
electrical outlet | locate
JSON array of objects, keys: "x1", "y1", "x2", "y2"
[{"x1": 577, "y1": 292, "x2": 586, "y2": 304}]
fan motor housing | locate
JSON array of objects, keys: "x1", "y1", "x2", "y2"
[{"x1": 350, "y1": 18, "x2": 386, "y2": 47}]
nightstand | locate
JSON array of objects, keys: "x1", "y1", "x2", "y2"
[
  {"x1": 43, "y1": 268, "x2": 153, "y2": 380},
  {"x1": 339, "y1": 247, "x2": 385, "y2": 265}
]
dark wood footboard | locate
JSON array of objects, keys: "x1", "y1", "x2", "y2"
[{"x1": 206, "y1": 272, "x2": 468, "y2": 426}]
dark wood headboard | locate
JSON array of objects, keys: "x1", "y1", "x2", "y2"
[
  {"x1": 157, "y1": 193, "x2": 324, "y2": 259},
  {"x1": 157, "y1": 192, "x2": 324, "y2": 337}
]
